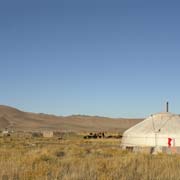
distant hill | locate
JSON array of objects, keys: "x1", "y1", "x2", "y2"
[{"x1": 0, "y1": 105, "x2": 143, "y2": 132}]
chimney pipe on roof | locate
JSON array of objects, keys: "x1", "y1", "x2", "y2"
[{"x1": 166, "y1": 102, "x2": 169, "y2": 112}]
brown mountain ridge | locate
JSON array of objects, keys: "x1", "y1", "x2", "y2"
[{"x1": 0, "y1": 105, "x2": 143, "y2": 132}]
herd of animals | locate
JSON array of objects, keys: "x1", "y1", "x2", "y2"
[{"x1": 83, "y1": 132, "x2": 122, "y2": 139}]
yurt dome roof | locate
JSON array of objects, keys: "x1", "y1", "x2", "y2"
[{"x1": 121, "y1": 111, "x2": 180, "y2": 147}]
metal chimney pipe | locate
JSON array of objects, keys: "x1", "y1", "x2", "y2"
[{"x1": 166, "y1": 102, "x2": 169, "y2": 112}]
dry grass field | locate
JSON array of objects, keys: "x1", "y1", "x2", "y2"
[{"x1": 1, "y1": 134, "x2": 180, "y2": 180}]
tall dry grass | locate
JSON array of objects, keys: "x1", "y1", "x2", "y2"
[{"x1": 0, "y1": 136, "x2": 180, "y2": 180}]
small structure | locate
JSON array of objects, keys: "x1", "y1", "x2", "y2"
[
  {"x1": 2, "y1": 129, "x2": 10, "y2": 137},
  {"x1": 43, "y1": 131, "x2": 54, "y2": 138}
]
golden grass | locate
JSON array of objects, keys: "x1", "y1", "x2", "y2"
[{"x1": 0, "y1": 136, "x2": 180, "y2": 180}]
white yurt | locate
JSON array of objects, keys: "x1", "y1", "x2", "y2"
[{"x1": 121, "y1": 103, "x2": 180, "y2": 153}]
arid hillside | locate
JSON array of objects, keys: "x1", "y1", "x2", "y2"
[{"x1": 0, "y1": 105, "x2": 142, "y2": 132}]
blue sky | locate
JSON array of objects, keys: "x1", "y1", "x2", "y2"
[{"x1": 1, "y1": 0, "x2": 180, "y2": 118}]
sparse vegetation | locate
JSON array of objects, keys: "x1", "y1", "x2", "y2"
[{"x1": 0, "y1": 134, "x2": 180, "y2": 180}]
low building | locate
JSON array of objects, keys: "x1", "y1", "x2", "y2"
[
  {"x1": 2, "y1": 130, "x2": 10, "y2": 137},
  {"x1": 43, "y1": 131, "x2": 54, "y2": 138}
]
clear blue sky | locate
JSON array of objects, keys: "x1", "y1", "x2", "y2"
[{"x1": 1, "y1": 0, "x2": 180, "y2": 118}]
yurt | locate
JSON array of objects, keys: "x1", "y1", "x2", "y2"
[{"x1": 121, "y1": 104, "x2": 180, "y2": 154}]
